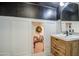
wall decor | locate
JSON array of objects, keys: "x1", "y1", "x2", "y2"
[{"x1": 32, "y1": 22, "x2": 44, "y2": 54}]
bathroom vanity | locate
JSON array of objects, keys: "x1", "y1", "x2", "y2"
[{"x1": 51, "y1": 34, "x2": 79, "y2": 56}]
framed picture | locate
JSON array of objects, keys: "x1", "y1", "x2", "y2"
[{"x1": 32, "y1": 22, "x2": 44, "y2": 53}]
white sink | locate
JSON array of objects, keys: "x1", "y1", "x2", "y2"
[
  {"x1": 66, "y1": 35, "x2": 79, "y2": 39},
  {"x1": 55, "y1": 34, "x2": 66, "y2": 37},
  {"x1": 53, "y1": 34, "x2": 79, "y2": 41},
  {"x1": 56, "y1": 34, "x2": 79, "y2": 39}
]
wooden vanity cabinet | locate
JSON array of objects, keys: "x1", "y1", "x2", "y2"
[{"x1": 51, "y1": 36, "x2": 79, "y2": 56}]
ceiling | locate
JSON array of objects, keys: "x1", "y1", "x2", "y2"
[{"x1": 29, "y1": 2, "x2": 60, "y2": 8}]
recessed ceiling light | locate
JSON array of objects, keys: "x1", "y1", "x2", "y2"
[{"x1": 60, "y1": 2, "x2": 64, "y2": 6}]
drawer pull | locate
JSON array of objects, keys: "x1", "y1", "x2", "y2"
[{"x1": 55, "y1": 39, "x2": 58, "y2": 40}]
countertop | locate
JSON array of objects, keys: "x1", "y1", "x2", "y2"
[{"x1": 51, "y1": 34, "x2": 79, "y2": 41}]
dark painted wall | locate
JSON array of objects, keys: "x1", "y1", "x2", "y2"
[
  {"x1": 62, "y1": 3, "x2": 79, "y2": 21},
  {"x1": 0, "y1": 2, "x2": 59, "y2": 20}
]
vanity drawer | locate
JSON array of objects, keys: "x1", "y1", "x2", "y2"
[
  {"x1": 52, "y1": 37, "x2": 65, "y2": 44},
  {"x1": 52, "y1": 44, "x2": 66, "y2": 55},
  {"x1": 51, "y1": 38, "x2": 66, "y2": 49},
  {"x1": 52, "y1": 47, "x2": 65, "y2": 56},
  {"x1": 51, "y1": 36, "x2": 66, "y2": 56}
]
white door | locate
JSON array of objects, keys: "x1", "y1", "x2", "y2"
[
  {"x1": 11, "y1": 20, "x2": 29, "y2": 55},
  {"x1": 0, "y1": 19, "x2": 11, "y2": 55},
  {"x1": 0, "y1": 16, "x2": 33, "y2": 56}
]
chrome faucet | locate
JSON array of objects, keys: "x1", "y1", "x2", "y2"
[{"x1": 66, "y1": 30, "x2": 69, "y2": 36}]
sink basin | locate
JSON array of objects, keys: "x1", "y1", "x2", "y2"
[
  {"x1": 55, "y1": 34, "x2": 66, "y2": 38},
  {"x1": 66, "y1": 35, "x2": 79, "y2": 39},
  {"x1": 54, "y1": 33, "x2": 79, "y2": 40},
  {"x1": 52, "y1": 33, "x2": 79, "y2": 41}
]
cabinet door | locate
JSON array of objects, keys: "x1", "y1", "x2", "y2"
[
  {"x1": 71, "y1": 41, "x2": 79, "y2": 56},
  {"x1": 11, "y1": 20, "x2": 29, "y2": 55},
  {"x1": 51, "y1": 37, "x2": 66, "y2": 56},
  {"x1": 0, "y1": 19, "x2": 11, "y2": 55}
]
